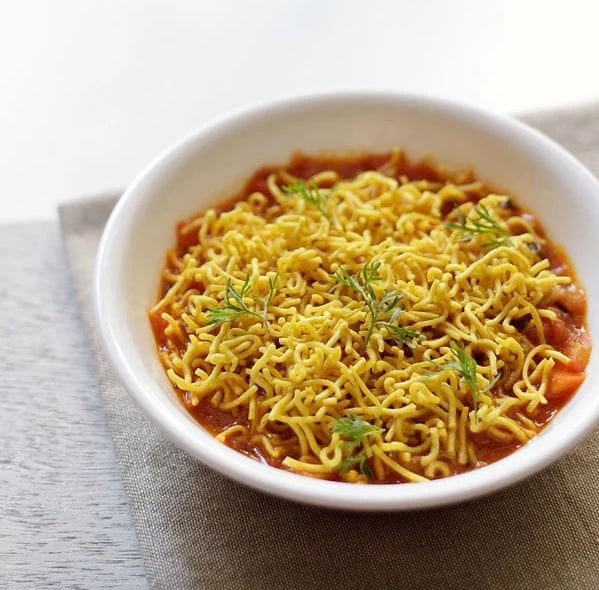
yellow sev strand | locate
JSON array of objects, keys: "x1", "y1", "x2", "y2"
[{"x1": 153, "y1": 165, "x2": 576, "y2": 483}]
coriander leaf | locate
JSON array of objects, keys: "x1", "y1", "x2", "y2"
[
  {"x1": 262, "y1": 273, "x2": 279, "y2": 325},
  {"x1": 445, "y1": 342, "x2": 501, "y2": 421},
  {"x1": 283, "y1": 180, "x2": 328, "y2": 217},
  {"x1": 445, "y1": 203, "x2": 514, "y2": 249},
  {"x1": 206, "y1": 273, "x2": 277, "y2": 331},
  {"x1": 331, "y1": 261, "x2": 421, "y2": 349},
  {"x1": 379, "y1": 323, "x2": 423, "y2": 349},
  {"x1": 338, "y1": 454, "x2": 373, "y2": 478},
  {"x1": 332, "y1": 415, "x2": 381, "y2": 479},
  {"x1": 447, "y1": 342, "x2": 478, "y2": 397},
  {"x1": 361, "y1": 259, "x2": 382, "y2": 285},
  {"x1": 206, "y1": 276, "x2": 260, "y2": 326},
  {"x1": 332, "y1": 414, "x2": 382, "y2": 443}
]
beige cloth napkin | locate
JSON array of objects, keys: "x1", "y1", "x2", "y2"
[{"x1": 59, "y1": 104, "x2": 599, "y2": 590}]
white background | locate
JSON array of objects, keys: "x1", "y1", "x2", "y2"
[{"x1": 3, "y1": 0, "x2": 599, "y2": 222}]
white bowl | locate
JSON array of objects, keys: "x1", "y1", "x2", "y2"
[{"x1": 95, "y1": 92, "x2": 599, "y2": 510}]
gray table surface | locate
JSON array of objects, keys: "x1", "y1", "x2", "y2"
[
  {"x1": 3, "y1": 103, "x2": 599, "y2": 589},
  {"x1": 1, "y1": 222, "x2": 147, "y2": 589}
]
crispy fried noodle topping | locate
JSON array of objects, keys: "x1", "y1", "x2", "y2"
[{"x1": 150, "y1": 152, "x2": 587, "y2": 483}]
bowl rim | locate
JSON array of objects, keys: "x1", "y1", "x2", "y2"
[{"x1": 94, "y1": 90, "x2": 599, "y2": 511}]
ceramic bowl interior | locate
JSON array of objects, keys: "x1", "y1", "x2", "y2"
[{"x1": 95, "y1": 92, "x2": 599, "y2": 510}]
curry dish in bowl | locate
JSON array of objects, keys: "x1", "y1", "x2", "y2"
[
  {"x1": 149, "y1": 149, "x2": 590, "y2": 484},
  {"x1": 95, "y1": 92, "x2": 599, "y2": 509}
]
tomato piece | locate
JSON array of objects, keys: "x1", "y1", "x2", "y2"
[
  {"x1": 542, "y1": 314, "x2": 568, "y2": 346},
  {"x1": 546, "y1": 284, "x2": 587, "y2": 320},
  {"x1": 547, "y1": 369, "x2": 585, "y2": 399},
  {"x1": 563, "y1": 329, "x2": 592, "y2": 372},
  {"x1": 149, "y1": 310, "x2": 168, "y2": 335}
]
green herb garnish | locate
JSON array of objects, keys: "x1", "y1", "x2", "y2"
[
  {"x1": 444, "y1": 203, "x2": 513, "y2": 249},
  {"x1": 283, "y1": 180, "x2": 328, "y2": 217},
  {"x1": 445, "y1": 342, "x2": 501, "y2": 422},
  {"x1": 206, "y1": 273, "x2": 278, "y2": 330},
  {"x1": 263, "y1": 273, "x2": 278, "y2": 315},
  {"x1": 379, "y1": 322, "x2": 423, "y2": 349},
  {"x1": 332, "y1": 261, "x2": 422, "y2": 348},
  {"x1": 332, "y1": 414, "x2": 382, "y2": 478},
  {"x1": 338, "y1": 455, "x2": 372, "y2": 478},
  {"x1": 333, "y1": 413, "x2": 382, "y2": 441}
]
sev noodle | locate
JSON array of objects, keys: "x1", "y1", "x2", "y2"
[{"x1": 149, "y1": 151, "x2": 588, "y2": 483}]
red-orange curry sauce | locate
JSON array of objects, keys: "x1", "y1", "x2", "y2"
[{"x1": 149, "y1": 151, "x2": 591, "y2": 482}]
